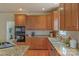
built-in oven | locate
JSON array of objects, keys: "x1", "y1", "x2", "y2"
[
  {"x1": 15, "y1": 35, "x2": 25, "y2": 42},
  {"x1": 15, "y1": 26, "x2": 25, "y2": 42}
]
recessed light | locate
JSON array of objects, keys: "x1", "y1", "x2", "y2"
[
  {"x1": 42, "y1": 8, "x2": 45, "y2": 11},
  {"x1": 19, "y1": 8, "x2": 23, "y2": 11}
]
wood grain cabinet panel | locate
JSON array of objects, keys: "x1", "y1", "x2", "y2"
[
  {"x1": 71, "y1": 4, "x2": 78, "y2": 31},
  {"x1": 77, "y1": 4, "x2": 79, "y2": 30},
  {"x1": 47, "y1": 40, "x2": 60, "y2": 56},
  {"x1": 46, "y1": 13, "x2": 54, "y2": 30},
  {"x1": 26, "y1": 15, "x2": 49, "y2": 30},
  {"x1": 64, "y1": 4, "x2": 72, "y2": 30},
  {"x1": 26, "y1": 15, "x2": 39, "y2": 29},
  {"x1": 60, "y1": 4, "x2": 65, "y2": 30},
  {"x1": 26, "y1": 14, "x2": 54, "y2": 30},
  {"x1": 51, "y1": 13, "x2": 54, "y2": 30},
  {"x1": 53, "y1": 10, "x2": 60, "y2": 30},
  {"x1": 37, "y1": 15, "x2": 47, "y2": 29},
  {"x1": 60, "y1": 3, "x2": 78, "y2": 31},
  {"x1": 15, "y1": 14, "x2": 26, "y2": 26},
  {"x1": 46, "y1": 14, "x2": 52, "y2": 30},
  {"x1": 24, "y1": 37, "x2": 60, "y2": 56}
]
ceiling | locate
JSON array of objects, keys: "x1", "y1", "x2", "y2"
[{"x1": 0, "y1": 3, "x2": 59, "y2": 15}]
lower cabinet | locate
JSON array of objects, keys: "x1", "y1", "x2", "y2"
[
  {"x1": 24, "y1": 37, "x2": 60, "y2": 56},
  {"x1": 48, "y1": 42, "x2": 60, "y2": 56},
  {"x1": 51, "y1": 49, "x2": 60, "y2": 56}
]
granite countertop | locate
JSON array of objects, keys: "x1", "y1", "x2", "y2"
[
  {"x1": 48, "y1": 37, "x2": 79, "y2": 56},
  {"x1": 0, "y1": 45, "x2": 29, "y2": 56}
]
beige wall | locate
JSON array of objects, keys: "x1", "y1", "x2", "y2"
[{"x1": 0, "y1": 13, "x2": 14, "y2": 42}]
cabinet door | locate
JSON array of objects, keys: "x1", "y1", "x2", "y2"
[
  {"x1": 71, "y1": 4, "x2": 78, "y2": 31},
  {"x1": 60, "y1": 3, "x2": 78, "y2": 31},
  {"x1": 60, "y1": 4, "x2": 65, "y2": 30},
  {"x1": 26, "y1": 15, "x2": 39, "y2": 30},
  {"x1": 15, "y1": 14, "x2": 26, "y2": 26},
  {"x1": 46, "y1": 14, "x2": 52, "y2": 30},
  {"x1": 78, "y1": 4, "x2": 79, "y2": 30},
  {"x1": 65, "y1": 3, "x2": 78, "y2": 31},
  {"x1": 26, "y1": 16, "x2": 33, "y2": 29},
  {"x1": 37, "y1": 15, "x2": 47, "y2": 30},
  {"x1": 53, "y1": 10, "x2": 60, "y2": 31},
  {"x1": 64, "y1": 4, "x2": 72, "y2": 30},
  {"x1": 51, "y1": 13, "x2": 54, "y2": 30},
  {"x1": 26, "y1": 15, "x2": 47, "y2": 30}
]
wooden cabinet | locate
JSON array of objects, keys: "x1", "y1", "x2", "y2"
[
  {"x1": 15, "y1": 14, "x2": 26, "y2": 26},
  {"x1": 71, "y1": 4, "x2": 78, "y2": 31},
  {"x1": 60, "y1": 4, "x2": 65, "y2": 30},
  {"x1": 26, "y1": 15, "x2": 46, "y2": 30},
  {"x1": 46, "y1": 13, "x2": 54, "y2": 30},
  {"x1": 53, "y1": 10, "x2": 60, "y2": 30},
  {"x1": 64, "y1": 4, "x2": 72, "y2": 30},
  {"x1": 37, "y1": 15, "x2": 47, "y2": 29},
  {"x1": 60, "y1": 3, "x2": 78, "y2": 31},
  {"x1": 26, "y1": 15, "x2": 39, "y2": 29},
  {"x1": 25, "y1": 13, "x2": 54, "y2": 30},
  {"x1": 48, "y1": 40, "x2": 60, "y2": 56},
  {"x1": 77, "y1": 4, "x2": 79, "y2": 31},
  {"x1": 53, "y1": 49, "x2": 60, "y2": 56},
  {"x1": 25, "y1": 37, "x2": 60, "y2": 56}
]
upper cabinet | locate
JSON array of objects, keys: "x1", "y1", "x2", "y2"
[
  {"x1": 53, "y1": 10, "x2": 60, "y2": 31},
  {"x1": 46, "y1": 13, "x2": 54, "y2": 30},
  {"x1": 60, "y1": 3, "x2": 78, "y2": 31},
  {"x1": 15, "y1": 14, "x2": 27, "y2": 26},
  {"x1": 71, "y1": 4, "x2": 78, "y2": 31},
  {"x1": 60, "y1": 4, "x2": 65, "y2": 30},
  {"x1": 15, "y1": 3, "x2": 79, "y2": 31},
  {"x1": 64, "y1": 4, "x2": 72, "y2": 30},
  {"x1": 26, "y1": 14, "x2": 54, "y2": 30},
  {"x1": 26, "y1": 15, "x2": 38, "y2": 29},
  {"x1": 37, "y1": 15, "x2": 47, "y2": 30},
  {"x1": 77, "y1": 4, "x2": 79, "y2": 31},
  {"x1": 26, "y1": 15, "x2": 47, "y2": 30}
]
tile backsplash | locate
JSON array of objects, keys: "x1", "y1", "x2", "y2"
[
  {"x1": 59, "y1": 31, "x2": 79, "y2": 43},
  {"x1": 26, "y1": 30, "x2": 51, "y2": 36}
]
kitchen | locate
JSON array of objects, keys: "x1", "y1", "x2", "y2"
[{"x1": 0, "y1": 3, "x2": 79, "y2": 56}]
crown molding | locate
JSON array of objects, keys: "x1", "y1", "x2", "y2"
[{"x1": 0, "y1": 11, "x2": 50, "y2": 15}]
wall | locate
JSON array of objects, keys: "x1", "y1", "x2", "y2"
[{"x1": 0, "y1": 13, "x2": 14, "y2": 42}]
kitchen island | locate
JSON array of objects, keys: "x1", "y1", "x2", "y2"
[
  {"x1": 48, "y1": 37, "x2": 79, "y2": 56},
  {"x1": 0, "y1": 45, "x2": 29, "y2": 56}
]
